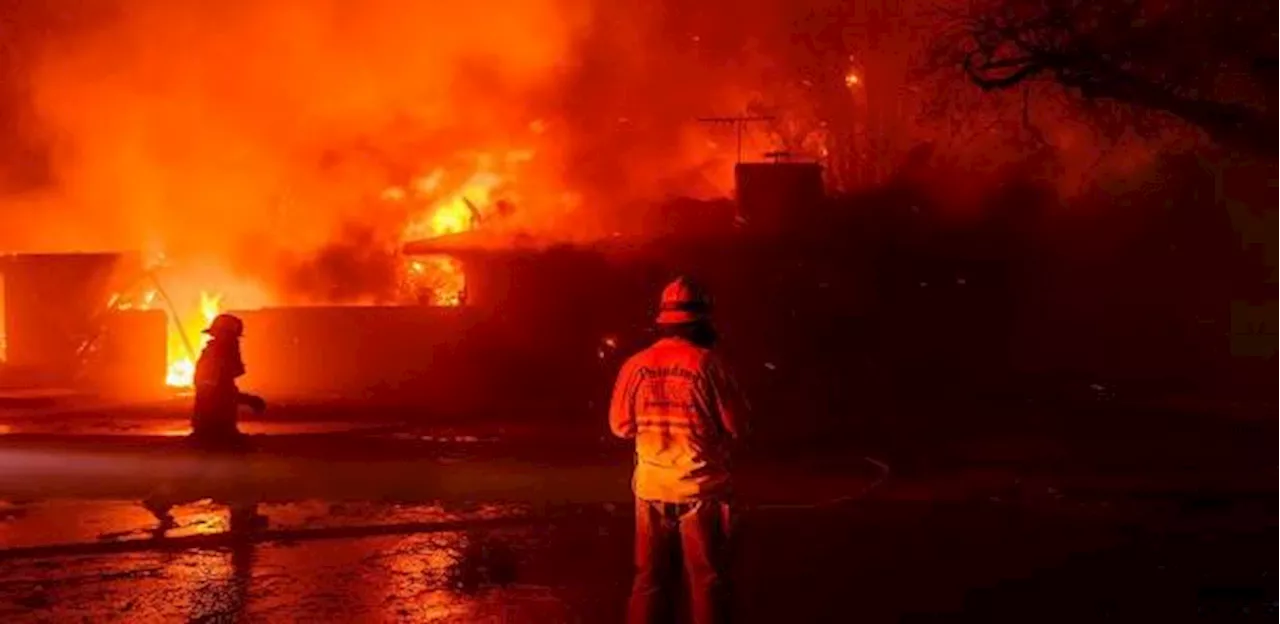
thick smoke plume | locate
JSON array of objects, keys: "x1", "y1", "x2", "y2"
[
  {"x1": 0, "y1": 0, "x2": 797, "y2": 306},
  {"x1": 1, "y1": 0, "x2": 596, "y2": 301},
  {"x1": 0, "y1": 0, "x2": 1205, "y2": 308}
]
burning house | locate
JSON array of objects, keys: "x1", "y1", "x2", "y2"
[
  {"x1": 0, "y1": 156, "x2": 838, "y2": 421},
  {"x1": 377, "y1": 158, "x2": 842, "y2": 419}
]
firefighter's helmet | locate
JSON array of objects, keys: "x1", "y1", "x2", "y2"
[
  {"x1": 203, "y1": 313, "x2": 245, "y2": 339},
  {"x1": 656, "y1": 276, "x2": 712, "y2": 325}
]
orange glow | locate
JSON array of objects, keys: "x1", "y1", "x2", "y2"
[
  {"x1": 108, "y1": 289, "x2": 158, "y2": 311},
  {"x1": 164, "y1": 291, "x2": 223, "y2": 387},
  {"x1": 845, "y1": 71, "x2": 860, "y2": 87},
  {"x1": 401, "y1": 255, "x2": 466, "y2": 306},
  {"x1": 400, "y1": 167, "x2": 506, "y2": 241},
  {"x1": 0, "y1": 273, "x2": 5, "y2": 363},
  {"x1": 0, "y1": 2, "x2": 824, "y2": 327},
  {"x1": 597, "y1": 335, "x2": 619, "y2": 360},
  {"x1": 0, "y1": 1, "x2": 772, "y2": 314},
  {"x1": 110, "y1": 285, "x2": 227, "y2": 387},
  {"x1": 391, "y1": 153, "x2": 522, "y2": 306}
]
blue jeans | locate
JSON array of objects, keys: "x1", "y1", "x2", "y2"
[{"x1": 628, "y1": 498, "x2": 733, "y2": 624}]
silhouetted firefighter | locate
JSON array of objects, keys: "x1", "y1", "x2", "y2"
[
  {"x1": 191, "y1": 313, "x2": 266, "y2": 448},
  {"x1": 143, "y1": 313, "x2": 267, "y2": 532},
  {"x1": 610, "y1": 276, "x2": 750, "y2": 624}
]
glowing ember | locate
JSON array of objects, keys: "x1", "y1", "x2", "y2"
[
  {"x1": 401, "y1": 255, "x2": 466, "y2": 306},
  {"x1": 164, "y1": 291, "x2": 223, "y2": 388},
  {"x1": 598, "y1": 335, "x2": 619, "y2": 360},
  {"x1": 845, "y1": 71, "x2": 860, "y2": 87}
]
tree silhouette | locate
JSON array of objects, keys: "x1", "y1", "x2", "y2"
[{"x1": 950, "y1": 0, "x2": 1277, "y2": 155}]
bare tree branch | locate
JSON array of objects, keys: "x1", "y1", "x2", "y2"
[{"x1": 948, "y1": 0, "x2": 1277, "y2": 155}]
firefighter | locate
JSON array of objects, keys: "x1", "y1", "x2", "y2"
[
  {"x1": 191, "y1": 313, "x2": 266, "y2": 448},
  {"x1": 610, "y1": 276, "x2": 750, "y2": 624},
  {"x1": 143, "y1": 313, "x2": 267, "y2": 531}
]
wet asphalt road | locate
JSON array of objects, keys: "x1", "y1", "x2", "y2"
[
  {"x1": 0, "y1": 501, "x2": 602, "y2": 623},
  {"x1": 1, "y1": 493, "x2": 1274, "y2": 623},
  {"x1": 1, "y1": 403, "x2": 1275, "y2": 623}
]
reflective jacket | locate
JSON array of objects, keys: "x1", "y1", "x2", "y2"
[{"x1": 609, "y1": 337, "x2": 749, "y2": 502}]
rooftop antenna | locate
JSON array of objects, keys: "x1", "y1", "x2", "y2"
[{"x1": 696, "y1": 115, "x2": 776, "y2": 163}]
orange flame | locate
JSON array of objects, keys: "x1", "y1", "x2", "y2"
[
  {"x1": 391, "y1": 154, "x2": 522, "y2": 306},
  {"x1": 401, "y1": 256, "x2": 466, "y2": 306},
  {"x1": 108, "y1": 263, "x2": 271, "y2": 389},
  {"x1": 400, "y1": 169, "x2": 503, "y2": 241},
  {"x1": 164, "y1": 291, "x2": 222, "y2": 387}
]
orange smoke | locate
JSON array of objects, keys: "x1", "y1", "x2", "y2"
[
  {"x1": 0, "y1": 0, "x2": 805, "y2": 297},
  {"x1": 0, "y1": 0, "x2": 1196, "y2": 278},
  {"x1": 4, "y1": 0, "x2": 593, "y2": 305},
  {"x1": 3, "y1": 0, "x2": 999, "y2": 318}
]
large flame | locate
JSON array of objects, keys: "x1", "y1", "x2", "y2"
[
  {"x1": 1, "y1": 2, "x2": 761, "y2": 323},
  {"x1": 102, "y1": 150, "x2": 516, "y2": 389},
  {"x1": 5, "y1": 0, "x2": 784, "y2": 384},
  {"x1": 164, "y1": 291, "x2": 223, "y2": 388},
  {"x1": 400, "y1": 256, "x2": 466, "y2": 306},
  {"x1": 399, "y1": 169, "x2": 502, "y2": 241},
  {"x1": 110, "y1": 286, "x2": 225, "y2": 388},
  {"x1": 388, "y1": 151, "x2": 533, "y2": 306}
]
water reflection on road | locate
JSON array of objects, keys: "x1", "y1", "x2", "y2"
[
  {"x1": 0, "y1": 418, "x2": 390, "y2": 437},
  {"x1": 0, "y1": 499, "x2": 586, "y2": 622}
]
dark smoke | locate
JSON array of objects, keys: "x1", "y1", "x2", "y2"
[{"x1": 275, "y1": 225, "x2": 400, "y2": 305}]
